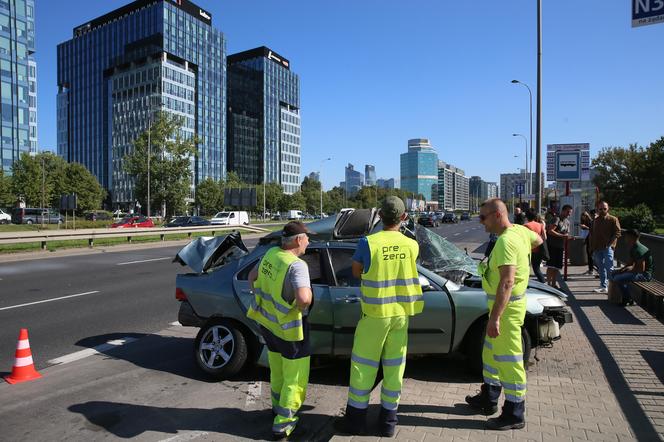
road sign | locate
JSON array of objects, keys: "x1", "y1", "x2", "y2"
[
  {"x1": 547, "y1": 143, "x2": 590, "y2": 181},
  {"x1": 633, "y1": 0, "x2": 664, "y2": 27},
  {"x1": 514, "y1": 182, "x2": 525, "y2": 196},
  {"x1": 555, "y1": 151, "x2": 581, "y2": 181}
]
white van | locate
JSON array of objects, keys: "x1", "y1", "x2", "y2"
[
  {"x1": 287, "y1": 210, "x2": 303, "y2": 220},
  {"x1": 210, "y1": 211, "x2": 249, "y2": 226}
]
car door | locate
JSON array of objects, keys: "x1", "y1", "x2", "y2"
[
  {"x1": 231, "y1": 246, "x2": 335, "y2": 356},
  {"x1": 327, "y1": 246, "x2": 452, "y2": 356}
]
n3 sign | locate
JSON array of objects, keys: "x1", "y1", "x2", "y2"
[{"x1": 633, "y1": 0, "x2": 664, "y2": 27}]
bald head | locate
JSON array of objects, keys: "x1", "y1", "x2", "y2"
[{"x1": 481, "y1": 198, "x2": 508, "y2": 215}]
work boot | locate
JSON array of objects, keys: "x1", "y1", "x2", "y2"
[
  {"x1": 465, "y1": 384, "x2": 499, "y2": 415},
  {"x1": 378, "y1": 407, "x2": 398, "y2": 437},
  {"x1": 486, "y1": 400, "x2": 525, "y2": 430},
  {"x1": 333, "y1": 404, "x2": 367, "y2": 436}
]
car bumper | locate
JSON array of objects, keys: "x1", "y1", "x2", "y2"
[{"x1": 178, "y1": 301, "x2": 205, "y2": 327}]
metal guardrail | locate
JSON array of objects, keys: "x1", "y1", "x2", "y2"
[
  {"x1": 614, "y1": 232, "x2": 664, "y2": 282},
  {"x1": 0, "y1": 224, "x2": 270, "y2": 250}
]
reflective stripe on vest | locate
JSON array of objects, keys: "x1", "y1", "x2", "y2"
[
  {"x1": 246, "y1": 247, "x2": 304, "y2": 341},
  {"x1": 360, "y1": 230, "x2": 423, "y2": 317}
]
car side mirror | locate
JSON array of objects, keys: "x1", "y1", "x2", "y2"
[{"x1": 419, "y1": 274, "x2": 434, "y2": 292}]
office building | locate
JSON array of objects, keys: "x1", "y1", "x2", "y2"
[
  {"x1": 365, "y1": 164, "x2": 376, "y2": 186},
  {"x1": 500, "y1": 170, "x2": 544, "y2": 207},
  {"x1": 57, "y1": 0, "x2": 226, "y2": 207},
  {"x1": 307, "y1": 171, "x2": 319, "y2": 182},
  {"x1": 469, "y1": 176, "x2": 499, "y2": 210},
  {"x1": 376, "y1": 178, "x2": 395, "y2": 189},
  {"x1": 344, "y1": 163, "x2": 364, "y2": 196},
  {"x1": 400, "y1": 138, "x2": 438, "y2": 202},
  {"x1": 438, "y1": 161, "x2": 469, "y2": 211},
  {"x1": 0, "y1": 0, "x2": 37, "y2": 173},
  {"x1": 227, "y1": 46, "x2": 300, "y2": 194}
]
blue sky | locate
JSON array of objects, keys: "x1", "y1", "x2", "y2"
[{"x1": 36, "y1": 1, "x2": 663, "y2": 189}]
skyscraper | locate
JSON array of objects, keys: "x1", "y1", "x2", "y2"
[
  {"x1": 344, "y1": 163, "x2": 364, "y2": 196},
  {"x1": 57, "y1": 0, "x2": 226, "y2": 206},
  {"x1": 400, "y1": 138, "x2": 438, "y2": 201},
  {"x1": 438, "y1": 161, "x2": 469, "y2": 211},
  {"x1": 364, "y1": 164, "x2": 376, "y2": 186},
  {"x1": 227, "y1": 46, "x2": 301, "y2": 194},
  {"x1": 0, "y1": 0, "x2": 37, "y2": 173}
]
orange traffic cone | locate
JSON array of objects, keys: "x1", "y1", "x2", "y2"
[{"x1": 4, "y1": 328, "x2": 42, "y2": 384}]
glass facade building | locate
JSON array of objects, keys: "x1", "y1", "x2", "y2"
[
  {"x1": 364, "y1": 164, "x2": 376, "y2": 186},
  {"x1": 400, "y1": 138, "x2": 438, "y2": 201},
  {"x1": 227, "y1": 47, "x2": 301, "y2": 195},
  {"x1": 57, "y1": 0, "x2": 226, "y2": 206},
  {"x1": 0, "y1": 0, "x2": 37, "y2": 173},
  {"x1": 344, "y1": 163, "x2": 364, "y2": 196}
]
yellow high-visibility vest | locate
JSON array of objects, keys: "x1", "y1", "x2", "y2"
[
  {"x1": 360, "y1": 230, "x2": 423, "y2": 317},
  {"x1": 247, "y1": 247, "x2": 304, "y2": 341}
]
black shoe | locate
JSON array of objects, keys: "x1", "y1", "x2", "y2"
[
  {"x1": 486, "y1": 414, "x2": 525, "y2": 430},
  {"x1": 380, "y1": 426, "x2": 396, "y2": 438},
  {"x1": 333, "y1": 416, "x2": 367, "y2": 436},
  {"x1": 465, "y1": 388, "x2": 498, "y2": 415},
  {"x1": 378, "y1": 407, "x2": 397, "y2": 438}
]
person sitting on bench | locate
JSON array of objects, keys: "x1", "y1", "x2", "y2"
[{"x1": 610, "y1": 229, "x2": 653, "y2": 306}]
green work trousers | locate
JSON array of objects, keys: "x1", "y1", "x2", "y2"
[
  {"x1": 347, "y1": 315, "x2": 409, "y2": 412},
  {"x1": 482, "y1": 296, "x2": 527, "y2": 405},
  {"x1": 269, "y1": 351, "x2": 310, "y2": 436}
]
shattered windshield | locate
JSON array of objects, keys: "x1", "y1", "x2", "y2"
[{"x1": 415, "y1": 224, "x2": 478, "y2": 284}]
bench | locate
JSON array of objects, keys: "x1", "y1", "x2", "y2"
[{"x1": 631, "y1": 280, "x2": 664, "y2": 319}]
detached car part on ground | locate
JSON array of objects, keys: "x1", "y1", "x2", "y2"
[{"x1": 173, "y1": 209, "x2": 573, "y2": 379}]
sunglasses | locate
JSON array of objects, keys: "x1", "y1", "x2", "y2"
[{"x1": 479, "y1": 210, "x2": 496, "y2": 221}]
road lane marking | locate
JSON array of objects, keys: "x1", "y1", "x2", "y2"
[
  {"x1": 454, "y1": 233, "x2": 461, "y2": 236},
  {"x1": 116, "y1": 257, "x2": 171, "y2": 266},
  {"x1": 245, "y1": 381, "x2": 262, "y2": 408},
  {"x1": 464, "y1": 230, "x2": 469, "y2": 233},
  {"x1": 0, "y1": 290, "x2": 101, "y2": 311},
  {"x1": 47, "y1": 337, "x2": 138, "y2": 365},
  {"x1": 170, "y1": 321, "x2": 182, "y2": 326}
]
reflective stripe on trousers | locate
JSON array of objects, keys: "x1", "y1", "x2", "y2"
[
  {"x1": 268, "y1": 350, "x2": 310, "y2": 435},
  {"x1": 482, "y1": 298, "x2": 527, "y2": 403},
  {"x1": 347, "y1": 315, "x2": 408, "y2": 412}
]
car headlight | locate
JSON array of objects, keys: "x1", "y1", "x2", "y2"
[{"x1": 536, "y1": 296, "x2": 565, "y2": 308}]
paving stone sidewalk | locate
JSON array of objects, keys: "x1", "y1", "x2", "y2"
[{"x1": 316, "y1": 266, "x2": 664, "y2": 441}]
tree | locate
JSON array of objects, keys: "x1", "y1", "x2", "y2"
[
  {"x1": 0, "y1": 168, "x2": 14, "y2": 208},
  {"x1": 196, "y1": 177, "x2": 221, "y2": 215},
  {"x1": 63, "y1": 163, "x2": 106, "y2": 212},
  {"x1": 592, "y1": 137, "x2": 664, "y2": 215},
  {"x1": 324, "y1": 186, "x2": 345, "y2": 213},
  {"x1": 300, "y1": 177, "x2": 321, "y2": 214},
  {"x1": 124, "y1": 111, "x2": 198, "y2": 217},
  {"x1": 255, "y1": 182, "x2": 283, "y2": 215}
]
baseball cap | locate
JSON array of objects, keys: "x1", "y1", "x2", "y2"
[
  {"x1": 380, "y1": 196, "x2": 406, "y2": 224},
  {"x1": 282, "y1": 221, "x2": 314, "y2": 237}
]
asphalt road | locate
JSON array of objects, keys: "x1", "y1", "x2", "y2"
[{"x1": 0, "y1": 218, "x2": 488, "y2": 374}]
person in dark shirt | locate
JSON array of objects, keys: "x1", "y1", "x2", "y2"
[
  {"x1": 513, "y1": 207, "x2": 526, "y2": 225},
  {"x1": 609, "y1": 229, "x2": 653, "y2": 306}
]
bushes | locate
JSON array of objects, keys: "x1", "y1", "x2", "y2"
[{"x1": 612, "y1": 204, "x2": 656, "y2": 234}]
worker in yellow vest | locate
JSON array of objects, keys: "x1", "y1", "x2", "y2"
[
  {"x1": 336, "y1": 196, "x2": 423, "y2": 437},
  {"x1": 247, "y1": 221, "x2": 314, "y2": 440},
  {"x1": 466, "y1": 199, "x2": 542, "y2": 430}
]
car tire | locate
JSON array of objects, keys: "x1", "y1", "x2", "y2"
[
  {"x1": 26, "y1": 219, "x2": 33, "y2": 224},
  {"x1": 465, "y1": 318, "x2": 532, "y2": 377},
  {"x1": 194, "y1": 318, "x2": 248, "y2": 379}
]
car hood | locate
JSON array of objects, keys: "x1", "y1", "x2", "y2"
[{"x1": 173, "y1": 232, "x2": 249, "y2": 273}]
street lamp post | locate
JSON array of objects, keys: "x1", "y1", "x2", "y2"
[
  {"x1": 319, "y1": 157, "x2": 331, "y2": 216},
  {"x1": 513, "y1": 133, "x2": 528, "y2": 200},
  {"x1": 511, "y1": 80, "x2": 533, "y2": 196},
  {"x1": 147, "y1": 116, "x2": 151, "y2": 219}
]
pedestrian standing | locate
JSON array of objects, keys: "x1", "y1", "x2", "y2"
[
  {"x1": 609, "y1": 229, "x2": 651, "y2": 306},
  {"x1": 336, "y1": 196, "x2": 423, "y2": 437},
  {"x1": 580, "y1": 210, "x2": 595, "y2": 275},
  {"x1": 545, "y1": 205, "x2": 572, "y2": 289},
  {"x1": 590, "y1": 201, "x2": 621, "y2": 293},
  {"x1": 514, "y1": 207, "x2": 526, "y2": 225},
  {"x1": 524, "y1": 210, "x2": 546, "y2": 283},
  {"x1": 466, "y1": 199, "x2": 542, "y2": 430},
  {"x1": 247, "y1": 221, "x2": 314, "y2": 439}
]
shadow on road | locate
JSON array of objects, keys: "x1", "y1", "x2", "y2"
[{"x1": 68, "y1": 401, "x2": 333, "y2": 441}]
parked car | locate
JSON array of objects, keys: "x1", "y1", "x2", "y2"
[
  {"x1": 84, "y1": 211, "x2": 113, "y2": 221},
  {"x1": 165, "y1": 216, "x2": 211, "y2": 227},
  {"x1": 460, "y1": 212, "x2": 471, "y2": 221},
  {"x1": 271, "y1": 212, "x2": 284, "y2": 221},
  {"x1": 110, "y1": 216, "x2": 155, "y2": 228},
  {"x1": 173, "y1": 208, "x2": 572, "y2": 379},
  {"x1": 417, "y1": 214, "x2": 439, "y2": 228},
  {"x1": 0, "y1": 208, "x2": 10, "y2": 224},
  {"x1": 11, "y1": 208, "x2": 62, "y2": 225},
  {"x1": 210, "y1": 211, "x2": 249, "y2": 226},
  {"x1": 287, "y1": 210, "x2": 304, "y2": 220},
  {"x1": 441, "y1": 212, "x2": 458, "y2": 223}
]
